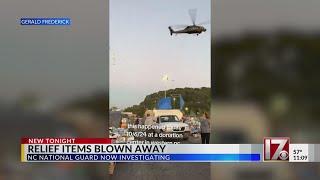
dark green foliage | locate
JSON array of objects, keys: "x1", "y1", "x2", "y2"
[{"x1": 124, "y1": 87, "x2": 211, "y2": 117}]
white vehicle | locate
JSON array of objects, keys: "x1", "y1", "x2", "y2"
[{"x1": 153, "y1": 115, "x2": 190, "y2": 140}]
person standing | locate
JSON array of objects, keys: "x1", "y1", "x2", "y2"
[
  {"x1": 144, "y1": 114, "x2": 154, "y2": 126},
  {"x1": 135, "y1": 117, "x2": 140, "y2": 125},
  {"x1": 200, "y1": 112, "x2": 211, "y2": 144}
]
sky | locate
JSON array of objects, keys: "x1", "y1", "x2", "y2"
[{"x1": 109, "y1": 0, "x2": 212, "y2": 109}]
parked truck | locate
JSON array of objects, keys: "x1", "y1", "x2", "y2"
[{"x1": 144, "y1": 109, "x2": 190, "y2": 140}]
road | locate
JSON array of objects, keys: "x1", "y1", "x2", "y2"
[{"x1": 109, "y1": 136, "x2": 211, "y2": 180}]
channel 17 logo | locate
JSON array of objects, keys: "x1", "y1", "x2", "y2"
[{"x1": 264, "y1": 137, "x2": 290, "y2": 161}]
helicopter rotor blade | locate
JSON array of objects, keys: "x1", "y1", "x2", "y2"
[
  {"x1": 197, "y1": 20, "x2": 210, "y2": 26},
  {"x1": 188, "y1": 9, "x2": 197, "y2": 25},
  {"x1": 171, "y1": 25, "x2": 189, "y2": 29}
]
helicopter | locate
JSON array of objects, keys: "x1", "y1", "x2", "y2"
[{"x1": 169, "y1": 9, "x2": 209, "y2": 36}]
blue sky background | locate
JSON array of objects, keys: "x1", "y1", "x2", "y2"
[{"x1": 110, "y1": 0, "x2": 211, "y2": 108}]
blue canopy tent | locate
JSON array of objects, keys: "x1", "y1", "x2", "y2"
[
  {"x1": 157, "y1": 97, "x2": 172, "y2": 109},
  {"x1": 157, "y1": 95, "x2": 185, "y2": 110}
]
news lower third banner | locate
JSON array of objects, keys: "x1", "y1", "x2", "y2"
[{"x1": 20, "y1": 138, "x2": 320, "y2": 162}]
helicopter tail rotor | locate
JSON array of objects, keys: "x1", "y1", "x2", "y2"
[{"x1": 168, "y1": 26, "x2": 174, "y2": 36}]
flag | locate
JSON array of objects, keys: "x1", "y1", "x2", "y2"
[{"x1": 162, "y1": 74, "x2": 169, "y2": 81}]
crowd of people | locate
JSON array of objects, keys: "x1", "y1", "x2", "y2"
[{"x1": 131, "y1": 112, "x2": 211, "y2": 144}]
